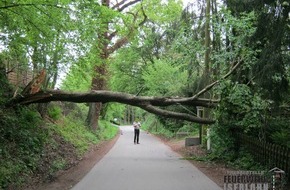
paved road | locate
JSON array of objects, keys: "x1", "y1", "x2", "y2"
[{"x1": 72, "y1": 126, "x2": 222, "y2": 190}]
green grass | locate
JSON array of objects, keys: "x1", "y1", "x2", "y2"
[
  {"x1": 51, "y1": 115, "x2": 118, "y2": 155},
  {"x1": 98, "y1": 120, "x2": 119, "y2": 140},
  {"x1": 50, "y1": 116, "x2": 99, "y2": 155},
  {"x1": 141, "y1": 115, "x2": 174, "y2": 138}
]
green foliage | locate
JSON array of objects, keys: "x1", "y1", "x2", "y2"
[
  {"x1": 229, "y1": 149, "x2": 264, "y2": 171},
  {"x1": 212, "y1": 8, "x2": 258, "y2": 72},
  {"x1": 142, "y1": 59, "x2": 187, "y2": 96},
  {"x1": 0, "y1": 107, "x2": 48, "y2": 188},
  {"x1": 210, "y1": 80, "x2": 269, "y2": 162},
  {"x1": 177, "y1": 123, "x2": 200, "y2": 137},
  {"x1": 47, "y1": 105, "x2": 62, "y2": 120},
  {"x1": 64, "y1": 103, "x2": 89, "y2": 121},
  {"x1": 50, "y1": 107, "x2": 118, "y2": 155},
  {"x1": 51, "y1": 115, "x2": 99, "y2": 155},
  {"x1": 215, "y1": 80, "x2": 268, "y2": 132},
  {"x1": 1, "y1": 0, "x2": 289, "y2": 186},
  {"x1": 267, "y1": 117, "x2": 290, "y2": 148},
  {"x1": 98, "y1": 120, "x2": 119, "y2": 140},
  {"x1": 225, "y1": 0, "x2": 290, "y2": 102},
  {"x1": 0, "y1": 0, "x2": 74, "y2": 89},
  {"x1": 141, "y1": 114, "x2": 175, "y2": 138},
  {"x1": 0, "y1": 97, "x2": 117, "y2": 189},
  {"x1": 103, "y1": 103, "x2": 126, "y2": 124},
  {"x1": 108, "y1": 47, "x2": 144, "y2": 94},
  {"x1": 60, "y1": 55, "x2": 94, "y2": 91},
  {"x1": 271, "y1": 131, "x2": 290, "y2": 148},
  {"x1": 50, "y1": 158, "x2": 67, "y2": 174},
  {"x1": 141, "y1": 0, "x2": 183, "y2": 24}
]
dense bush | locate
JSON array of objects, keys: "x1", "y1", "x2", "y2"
[
  {"x1": 210, "y1": 81, "x2": 268, "y2": 164},
  {"x1": 0, "y1": 73, "x2": 118, "y2": 189},
  {"x1": 210, "y1": 80, "x2": 290, "y2": 169},
  {"x1": 0, "y1": 107, "x2": 48, "y2": 188}
]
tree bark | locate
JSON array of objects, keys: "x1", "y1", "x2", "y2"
[
  {"x1": 7, "y1": 89, "x2": 218, "y2": 124},
  {"x1": 87, "y1": 0, "x2": 109, "y2": 131}
]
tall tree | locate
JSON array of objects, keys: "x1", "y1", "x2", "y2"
[
  {"x1": 203, "y1": 0, "x2": 212, "y2": 147},
  {"x1": 86, "y1": 0, "x2": 145, "y2": 131},
  {"x1": 225, "y1": 0, "x2": 290, "y2": 103},
  {"x1": 86, "y1": 0, "x2": 183, "y2": 130},
  {"x1": 0, "y1": 0, "x2": 72, "y2": 89}
]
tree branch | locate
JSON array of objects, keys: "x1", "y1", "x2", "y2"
[
  {"x1": 190, "y1": 59, "x2": 243, "y2": 100},
  {"x1": 5, "y1": 59, "x2": 242, "y2": 124},
  {"x1": 112, "y1": 0, "x2": 142, "y2": 12},
  {"x1": 8, "y1": 90, "x2": 217, "y2": 107},
  {"x1": 107, "y1": 30, "x2": 118, "y2": 41},
  {"x1": 140, "y1": 104, "x2": 215, "y2": 124},
  {"x1": 6, "y1": 90, "x2": 218, "y2": 123},
  {"x1": 112, "y1": 0, "x2": 127, "y2": 10},
  {"x1": 0, "y1": 3, "x2": 63, "y2": 9},
  {"x1": 107, "y1": 37, "x2": 128, "y2": 54},
  {"x1": 107, "y1": 1, "x2": 147, "y2": 54}
]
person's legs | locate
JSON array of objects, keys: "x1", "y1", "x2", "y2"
[
  {"x1": 136, "y1": 129, "x2": 140, "y2": 144},
  {"x1": 134, "y1": 129, "x2": 137, "y2": 144}
]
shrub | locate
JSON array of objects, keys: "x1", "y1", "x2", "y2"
[{"x1": 48, "y1": 105, "x2": 62, "y2": 120}]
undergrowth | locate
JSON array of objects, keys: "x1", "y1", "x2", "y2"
[
  {"x1": 50, "y1": 116, "x2": 99, "y2": 155},
  {"x1": 141, "y1": 114, "x2": 174, "y2": 138},
  {"x1": 0, "y1": 107, "x2": 48, "y2": 189},
  {"x1": 0, "y1": 100, "x2": 118, "y2": 189}
]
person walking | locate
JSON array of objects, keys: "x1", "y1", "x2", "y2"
[{"x1": 133, "y1": 121, "x2": 141, "y2": 144}]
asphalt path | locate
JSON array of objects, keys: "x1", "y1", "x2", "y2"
[{"x1": 71, "y1": 126, "x2": 222, "y2": 190}]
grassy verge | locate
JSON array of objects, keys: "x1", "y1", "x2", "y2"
[
  {"x1": 141, "y1": 115, "x2": 174, "y2": 138},
  {"x1": 0, "y1": 103, "x2": 118, "y2": 189}
]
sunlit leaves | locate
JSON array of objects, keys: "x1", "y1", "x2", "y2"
[
  {"x1": 108, "y1": 47, "x2": 143, "y2": 93},
  {"x1": 142, "y1": 59, "x2": 187, "y2": 96},
  {"x1": 141, "y1": 0, "x2": 183, "y2": 24}
]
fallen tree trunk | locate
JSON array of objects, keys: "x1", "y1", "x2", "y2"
[
  {"x1": 6, "y1": 60, "x2": 242, "y2": 124},
  {"x1": 7, "y1": 90, "x2": 217, "y2": 124}
]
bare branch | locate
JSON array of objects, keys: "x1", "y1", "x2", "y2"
[
  {"x1": 112, "y1": 0, "x2": 127, "y2": 10},
  {"x1": 140, "y1": 104, "x2": 215, "y2": 124},
  {"x1": 5, "y1": 66, "x2": 16, "y2": 74},
  {"x1": 191, "y1": 59, "x2": 243, "y2": 100},
  {"x1": 0, "y1": 3, "x2": 63, "y2": 9},
  {"x1": 138, "y1": 5, "x2": 148, "y2": 26},
  {"x1": 107, "y1": 31, "x2": 118, "y2": 41},
  {"x1": 113, "y1": 0, "x2": 142, "y2": 12},
  {"x1": 107, "y1": 37, "x2": 128, "y2": 54},
  {"x1": 107, "y1": 3, "x2": 147, "y2": 54}
]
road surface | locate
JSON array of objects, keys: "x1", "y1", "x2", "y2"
[{"x1": 72, "y1": 126, "x2": 222, "y2": 190}]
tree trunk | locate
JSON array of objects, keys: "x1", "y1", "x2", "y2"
[
  {"x1": 203, "y1": 0, "x2": 212, "y2": 149},
  {"x1": 88, "y1": 61, "x2": 108, "y2": 131},
  {"x1": 86, "y1": 0, "x2": 110, "y2": 131}
]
